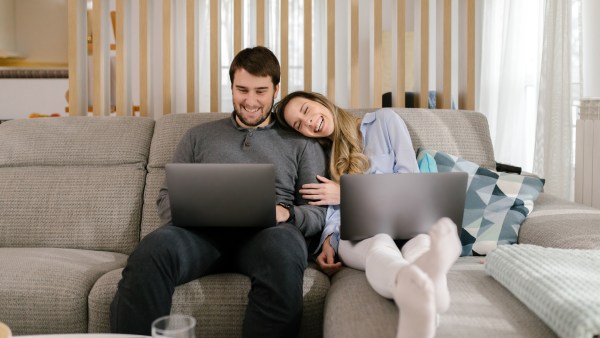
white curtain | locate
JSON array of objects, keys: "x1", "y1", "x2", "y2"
[
  {"x1": 479, "y1": 0, "x2": 580, "y2": 200},
  {"x1": 533, "y1": 0, "x2": 578, "y2": 199},
  {"x1": 478, "y1": 0, "x2": 544, "y2": 173}
]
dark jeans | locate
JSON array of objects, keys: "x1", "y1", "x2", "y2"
[{"x1": 110, "y1": 223, "x2": 308, "y2": 338}]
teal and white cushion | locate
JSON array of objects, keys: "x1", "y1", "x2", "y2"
[{"x1": 416, "y1": 148, "x2": 544, "y2": 256}]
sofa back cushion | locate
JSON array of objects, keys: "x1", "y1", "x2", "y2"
[
  {"x1": 141, "y1": 113, "x2": 230, "y2": 238},
  {"x1": 349, "y1": 108, "x2": 496, "y2": 170},
  {"x1": 141, "y1": 110, "x2": 495, "y2": 238},
  {"x1": 0, "y1": 117, "x2": 154, "y2": 254}
]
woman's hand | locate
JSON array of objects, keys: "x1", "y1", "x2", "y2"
[
  {"x1": 299, "y1": 175, "x2": 340, "y2": 205},
  {"x1": 316, "y1": 235, "x2": 343, "y2": 276}
]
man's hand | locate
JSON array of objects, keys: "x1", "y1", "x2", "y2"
[
  {"x1": 275, "y1": 204, "x2": 290, "y2": 223},
  {"x1": 316, "y1": 235, "x2": 343, "y2": 276},
  {"x1": 299, "y1": 175, "x2": 340, "y2": 206}
]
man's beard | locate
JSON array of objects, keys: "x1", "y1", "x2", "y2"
[{"x1": 234, "y1": 97, "x2": 275, "y2": 127}]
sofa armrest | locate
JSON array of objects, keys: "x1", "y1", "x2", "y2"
[
  {"x1": 518, "y1": 192, "x2": 600, "y2": 249},
  {"x1": 496, "y1": 162, "x2": 544, "y2": 191},
  {"x1": 496, "y1": 162, "x2": 522, "y2": 174}
]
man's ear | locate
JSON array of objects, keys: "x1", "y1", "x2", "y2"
[{"x1": 274, "y1": 84, "x2": 280, "y2": 99}]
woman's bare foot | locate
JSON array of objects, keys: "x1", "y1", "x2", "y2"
[
  {"x1": 413, "y1": 217, "x2": 461, "y2": 313},
  {"x1": 393, "y1": 265, "x2": 436, "y2": 338}
]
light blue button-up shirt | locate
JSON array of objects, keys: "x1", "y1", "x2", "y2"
[{"x1": 316, "y1": 108, "x2": 419, "y2": 254}]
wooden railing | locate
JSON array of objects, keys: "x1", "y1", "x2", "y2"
[{"x1": 67, "y1": 0, "x2": 476, "y2": 118}]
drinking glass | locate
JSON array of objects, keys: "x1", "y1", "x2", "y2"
[{"x1": 151, "y1": 314, "x2": 196, "y2": 338}]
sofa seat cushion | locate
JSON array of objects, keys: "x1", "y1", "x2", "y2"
[
  {"x1": 324, "y1": 257, "x2": 557, "y2": 338},
  {"x1": 0, "y1": 248, "x2": 128, "y2": 334},
  {"x1": 519, "y1": 192, "x2": 600, "y2": 249},
  {"x1": 89, "y1": 264, "x2": 329, "y2": 337}
]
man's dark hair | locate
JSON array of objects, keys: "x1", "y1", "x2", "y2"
[{"x1": 229, "y1": 46, "x2": 281, "y2": 87}]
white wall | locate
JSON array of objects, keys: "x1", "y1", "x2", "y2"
[
  {"x1": 14, "y1": 0, "x2": 68, "y2": 63},
  {"x1": 0, "y1": 79, "x2": 69, "y2": 119}
]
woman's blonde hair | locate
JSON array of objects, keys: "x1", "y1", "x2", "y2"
[{"x1": 274, "y1": 91, "x2": 370, "y2": 182}]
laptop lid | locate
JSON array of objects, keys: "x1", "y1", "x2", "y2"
[
  {"x1": 165, "y1": 163, "x2": 277, "y2": 228},
  {"x1": 340, "y1": 172, "x2": 467, "y2": 241}
]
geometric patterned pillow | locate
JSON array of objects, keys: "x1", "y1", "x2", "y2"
[{"x1": 416, "y1": 148, "x2": 545, "y2": 256}]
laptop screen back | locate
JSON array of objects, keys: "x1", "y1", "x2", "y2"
[
  {"x1": 165, "y1": 163, "x2": 276, "y2": 228},
  {"x1": 340, "y1": 172, "x2": 467, "y2": 241}
]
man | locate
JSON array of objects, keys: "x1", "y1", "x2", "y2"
[{"x1": 110, "y1": 46, "x2": 328, "y2": 337}]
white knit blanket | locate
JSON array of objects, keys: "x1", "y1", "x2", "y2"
[{"x1": 485, "y1": 244, "x2": 600, "y2": 338}]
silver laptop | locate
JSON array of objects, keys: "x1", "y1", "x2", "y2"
[
  {"x1": 165, "y1": 163, "x2": 277, "y2": 228},
  {"x1": 340, "y1": 172, "x2": 467, "y2": 241}
]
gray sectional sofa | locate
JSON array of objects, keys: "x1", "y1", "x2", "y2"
[{"x1": 1, "y1": 109, "x2": 599, "y2": 337}]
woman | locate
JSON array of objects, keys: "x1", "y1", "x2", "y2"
[{"x1": 274, "y1": 91, "x2": 461, "y2": 338}]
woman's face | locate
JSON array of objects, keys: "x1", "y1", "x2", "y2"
[{"x1": 283, "y1": 96, "x2": 335, "y2": 138}]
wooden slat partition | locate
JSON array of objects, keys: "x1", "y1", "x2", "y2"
[
  {"x1": 210, "y1": 0, "x2": 219, "y2": 112},
  {"x1": 435, "y1": 0, "x2": 451, "y2": 109},
  {"x1": 350, "y1": 0, "x2": 359, "y2": 107},
  {"x1": 467, "y1": 0, "x2": 475, "y2": 109},
  {"x1": 234, "y1": 0, "x2": 242, "y2": 55},
  {"x1": 115, "y1": 0, "x2": 132, "y2": 116},
  {"x1": 327, "y1": 0, "x2": 335, "y2": 102},
  {"x1": 162, "y1": 0, "x2": 171, "y2": 114},
  {"x1": 419, "y1": 0, "x2": 429, "y2": 108},
  {"x1": 67, "y1": 0, "x2": 477, "y2": 117},
  {"x1": 67, "y1": 0, "x2": 88, "y2": 117},
  {"x1": 139, "y1": 0, "x2": 149, "y2": 116},
  {"x1": 92, "y1": 0, "x2": 110, "y2": 116},
  {"x1": 304, "y1": 0, "x2": 312, "y2": 91},
  {"x1": 395, "y1": 0, "x2": 406, "y2": 107},
  {"x1": 461, "y1": 0, "x2": 476, "y2": 110},
  {"x1": 257, "y1": 0, "x2": 265, "y2": 47},
  {"x1": 374, "y1": 0, "x2": 382, "y2": 107},
  {"x1": 187, "y1": 0, "x2": 196, "y2": 113},
  {"x1": 280, "y1": 0, "x2": 289, "y2": 97}
]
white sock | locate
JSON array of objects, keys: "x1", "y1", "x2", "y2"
[
  {"x1": 412, "y1": 217, "x2": 461, "y2": 313},
  {"x1": 393, "y1": 265, "x2": 436, "y2": 338}
]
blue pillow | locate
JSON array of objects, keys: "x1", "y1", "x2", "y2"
[{"x1": 416, "y1": 148, "x2": 545, "y2": 256}]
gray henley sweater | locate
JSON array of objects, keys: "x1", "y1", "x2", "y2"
[{"x1": 157, "y1": 113, "x2": 328, "y2": 237}]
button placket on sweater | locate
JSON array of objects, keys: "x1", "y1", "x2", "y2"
[{"x1": 243, "y1": 130, "x2": 253, "y2": 148}]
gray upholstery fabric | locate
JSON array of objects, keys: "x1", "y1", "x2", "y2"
[
  {"x1": 0, "y1": 248, "x2": 127, "y2": 335},
  {"x1": 519, "y1": 192, "x2": 600, "y2": 249},
  {"x1": 140, "y1": 169, "x2": 165, "y2": 238},
  {"x1": 0, "y1": 117, "x2": 154, "y2": 167},
  {"x1": 148, "y1": 113, "x2": 230, "y2": 168},
  {"x1": 349, "y1": 108, "x2": 497, "y2": 170},
  {"x1": 0, "y1": 166, "x2": 145, "y2": 253},
  {"x1": 325, "y1": 257, "x2": 557, "y2": 338},
  {"x1": 89, "y1": 265, "x2": 330, "y2": 338},
  {"x1": 0, "y1": 117, "x2": 155, "y2": 254}
]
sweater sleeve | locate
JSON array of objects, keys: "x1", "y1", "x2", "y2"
[
  {"x1": 292, "y1": 139, "x2": 329, "y2": 237},
  {"x1": 157, "y1": 130, "x2": 195, "y2": 226}
]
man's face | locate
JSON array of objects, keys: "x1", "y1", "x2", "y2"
[{"x1": 232, "y1": 68, "x2": 279, "y2": 128}]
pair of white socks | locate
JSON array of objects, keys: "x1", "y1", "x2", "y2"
[{"x1": 391, "y1": 217, "x2": 461, "y2": 338}]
